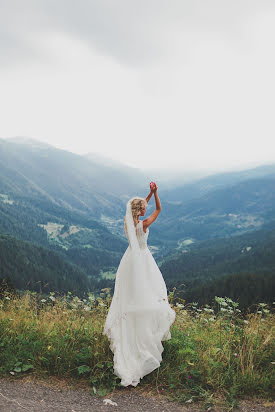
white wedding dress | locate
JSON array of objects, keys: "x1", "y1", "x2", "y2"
[{"x1": 103, "y1": 220, "x2": 176, "y2": 387}]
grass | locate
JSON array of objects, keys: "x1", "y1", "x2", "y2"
[{"x1": 0, "y1": 289, "x2": 274, "y2": 409}]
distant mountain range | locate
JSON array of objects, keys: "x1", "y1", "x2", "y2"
[
  {"x1": 1, "y1": 137, "x2": 275, "y2": 300},
  {"x1": 157, "y1": 175, "x2": 275, "y2": 250}
]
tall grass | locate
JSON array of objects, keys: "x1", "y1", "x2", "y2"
[{"x1": 0, "y1": 289, "x2": 274, "y2": 408}]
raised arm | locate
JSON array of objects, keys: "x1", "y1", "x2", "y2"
[
  {"x1": 143, "y1": 183, "x2": 161, "y2": 230},
  {"x1": 145, "y1": 190, "x2": 153, "y2": 204}
]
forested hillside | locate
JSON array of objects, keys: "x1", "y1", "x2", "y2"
[
  {"x1": 0, "y1": 138, "x2": 274, "y2": 305},
  {"x1": 157, "y1": 176, "x2": 275, "y2": 249},
  {"x1": 0, "y1": 234, "x2": 96, "y2": 295},
  {"x1": 179, "y1": 272, "x2": 274, "y2": 309},
  {"x1": 160, "y1": 226, "x2": 275, "y2": 308}
]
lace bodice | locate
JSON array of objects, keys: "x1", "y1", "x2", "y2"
[{"x1": 124, "y1": 220, "x2": 149, "y2": 250}]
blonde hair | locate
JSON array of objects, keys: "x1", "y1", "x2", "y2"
[{"x1": 124, "y1": 197, "x2": 148, "y2": 228}]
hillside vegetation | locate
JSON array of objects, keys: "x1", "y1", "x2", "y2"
[
  {"x1": 160, "y1": 227, "x2": 275, "y2": 309},
  {"x1": 0, "y1": 290, "x2": 274, "y2": 409},
  {"x1": 0, "y1": 138, "x2": 275, "y2": 308}
]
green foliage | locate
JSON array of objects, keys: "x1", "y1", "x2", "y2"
[
  {"x1": 179, "y1": 272, "x2": 275, "y2": 310},
  {"x1": 0, "y1": 291, "x2": 274, "y2": 408}
]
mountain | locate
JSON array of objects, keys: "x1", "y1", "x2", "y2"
[
  {"x1": 161, "y1": 163, "x2": 275, "y2": 203},
  {"x1": 152, "y1": 175, "x2": 275, "y2": 253},
  {"x1": 1, "y1": 136, "x2": 275, "y2": 299},
  {"x1": 0, "y1": 234, "x2": 93, "y2": 295},
  {"x1": 0, "y1": 138, "x2": 134, "y2": 279},
  {"x1": 0, "y1": 138, "x2": 132, "y2": 213},
  {"x1": 160, "y1": 225, "x2": 275, "y2": 286}
]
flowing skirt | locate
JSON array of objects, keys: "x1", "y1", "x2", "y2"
[{"x1": 103, "y1": 246, "x2": 176, "y2": 387}]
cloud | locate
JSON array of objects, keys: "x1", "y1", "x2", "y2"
[
  {"x1": 1, "y1": 0, "x2": 275, "y2": 68},
  {"x1": 0, "y1": 1, "x2": 275, "y2": 171}
]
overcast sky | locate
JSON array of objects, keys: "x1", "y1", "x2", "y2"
[{"x1": 0, "y1": 1, "x2": 275, "y2": 172}]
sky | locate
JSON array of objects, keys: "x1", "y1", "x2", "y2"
[{"x1": 0, "y1": 0, "x2": 275, "y2": 173}]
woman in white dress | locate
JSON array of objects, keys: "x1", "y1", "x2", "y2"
[{"x1": 103, "y1": 182, "x2": 176, "y2": 387}]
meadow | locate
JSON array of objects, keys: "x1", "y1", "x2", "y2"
[{"x1": 0, "y1": 289, "x2": 274, "y2": 410}]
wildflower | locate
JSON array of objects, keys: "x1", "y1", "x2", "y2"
[
  {"x1": 176, "y1": 303, "x2": 184, "y2": 309},
  {"x1": 188, "y1": 375, "x2": 191, "y2": 379},
  {"x1": 234, "y1": 353, "x2": 238, "y2": 357}
]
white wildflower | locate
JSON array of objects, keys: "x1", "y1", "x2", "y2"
[{"x1": 176, "y1": 303, "x2": 184, "y2": 309}]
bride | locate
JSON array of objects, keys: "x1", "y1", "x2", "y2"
[{"x1": 103, "y1": 182, "x2": 176, "y2": 387}]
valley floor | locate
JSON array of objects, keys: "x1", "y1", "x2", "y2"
[{"x1": 0, "y1": 376, "x2": 274, "y2": 412}]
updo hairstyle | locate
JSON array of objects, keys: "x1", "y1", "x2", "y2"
[{"x1": 130, "y1": 197, "x2": 147, "y2": 226}]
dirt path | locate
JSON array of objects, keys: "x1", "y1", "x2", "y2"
[{"x1": 0, "y1": 377, "x2": 274, "y2": 412}]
